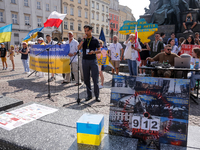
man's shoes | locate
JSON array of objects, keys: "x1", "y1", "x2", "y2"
[
  {"x1": 183, "y1": 30, "x2": 188, "y2": 34},
  {"x1": 188, "y1": 29, "x2": 193, "y2": 33},
  {"x1": 48, "y1": 77, "x2": 55, "y2": 82},
  {"x1": 96, "y1": 97, "x2": 101, "y2": 102},
  {"x1": 2, "y1": 68, "x2": 5, "y2": 70},
  {"x1": 99, "y1": 85, "x2": 104, "y2": 89},
  {"x1": 85, "y1": 97, "x2": 92, "y2": 101}
]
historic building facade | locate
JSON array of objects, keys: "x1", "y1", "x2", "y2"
[
  {"x1": 0, "y1": 0, "x2": 62, "y2": 46},
  {"x1": 90, "y1": 0, "x2": 110, "y2": 42},
  {"x1": 62, "y1": 0, "x2": 90, "y2": 42}
]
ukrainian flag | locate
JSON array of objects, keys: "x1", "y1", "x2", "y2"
[
  {"x1": 23, "y1": 27, "x2": 44, "y2": 43},
  {"x1": 0, "y1": 24, "x2": 12, "y2": 43}
]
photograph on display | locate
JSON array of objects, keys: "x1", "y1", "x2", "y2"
[{"x1": 109, "y1": 75, "x2": 190, "y2": 148}]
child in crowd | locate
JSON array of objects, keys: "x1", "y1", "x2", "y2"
[
  {"x1": 7, "y1": 45, "x2": 15, "y2": 71},
  {"x1": 190, "y1": 47, "x2": 200, "y2": 94}
]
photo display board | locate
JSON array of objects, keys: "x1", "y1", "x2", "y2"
[{"x1": 109, "y1": 75, "x2": 190, "y2": 149}]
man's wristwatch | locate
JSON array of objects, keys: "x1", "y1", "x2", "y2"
[{"x1": 93, "y1": 51, "x2": 95, "y2": 54}]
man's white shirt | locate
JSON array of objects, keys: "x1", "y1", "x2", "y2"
[
  {"x1": 109, "y1": 43, "x2": 123, "y2": 61},
  {"x1": 65, "y1": 39, "x2": 79, "y2": 63}
]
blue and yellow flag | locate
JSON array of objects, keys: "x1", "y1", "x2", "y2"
[
  {"x1": 0, "y1": 24, "x2": 12, "y2": 43},
  {"x1": 23, "y1": 27, "x2": 44, "y2": 43}
]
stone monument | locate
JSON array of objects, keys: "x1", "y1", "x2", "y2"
[{"x1": 140, "y1": 0, "x2": 200, "y2": 43}]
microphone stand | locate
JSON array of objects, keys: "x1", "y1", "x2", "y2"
[
  {"x1": 63, "y1": 50, "x2": 91, "y2": 107},
  {"x1": 29, "y1": 43, "x2": 59, "y2": 102}
]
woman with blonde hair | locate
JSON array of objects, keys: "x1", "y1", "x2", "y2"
[{"x1": 7, "y1": 45, "x2": 15, "y2": 71}]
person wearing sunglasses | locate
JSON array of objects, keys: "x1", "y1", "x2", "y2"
[{"x1": 146, "y1": 44, "x2": 180, "y2": 78}]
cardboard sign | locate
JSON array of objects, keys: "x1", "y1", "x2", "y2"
[
  {"x1": 119, "y1": 18, "x2": 158, "y2": 43},
  {"x1": 181, "y1": 44, "x2": 200, "y2": 56}
]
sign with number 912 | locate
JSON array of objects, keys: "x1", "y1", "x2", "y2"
[{"x1": 132, "y1": 116, "x2": 160, "y2": 131}]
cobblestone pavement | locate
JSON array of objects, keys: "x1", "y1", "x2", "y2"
[{"x1": 0, "y1": 55, "x2": 199, "y2": 127}]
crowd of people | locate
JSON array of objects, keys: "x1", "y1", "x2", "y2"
[{"x1": 0, "y1": 26, "x2": 200, "y2": 98}]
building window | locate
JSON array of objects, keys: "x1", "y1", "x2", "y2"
[
  {"x1": 54, "y1": 6, "x2": 57, "y2": 11},
  {"x1": 37, "y1": 17, "x2": 42, "y2": 27},
  {"x1": 113, "y1": 23, "x2": 115, "y2": 28},
  {"x1": 25, "y1": 15, "x2": 30, "y2": 25},
  {"x1": 78, "y1": 23, "x2": 81, "y2": 31},
  {"x1": 106, "y1": 29, "x2": 108, "y2": 35},
  {"x1": 96, "y1": 13, "x2": 99, "y2": 21},
  {"x1": 12, "y1": 13, "x2": 17, "y2": 24},
  {"x1": 37, "y1": 1, "x2": 41, "y2": 9},
  {"x1": 85, "y1": 0, "x2": 88, "y2": 6},
  {"x1": 70, "y1": 22, "x2": 74, "y2": 30},
  {"x1": 96, "y1": 3, "x2": 99, "y2": 10},
  {"x1": 116, "y1": 24, "x2": 118, "y2": 29},
  {"x1": 11, "y1": 0, "x2": 16, "y2": 4},
  {"x1": 24, "y1": 0, "x2": 28, "y2": 6},
  {"x1": 102, "y1": 15, "x2": 104, "y2": 22},
  {"x1": 0, "y1": 12, "x2": 3, "y2": 22},
  {"x1": 110, "y1": 14, "x2": 112, "y2": 20},
  {"x1": 64, "y1": 6, "x2": 67, "y2": 14},
  {"x1": 92, "y1": 12, "x2": 94, "y2": 19},
  {"x1": 96, "y1": 27, "x2": 99, "y2": 34},
  {"x1": 64, "y1": 21, "x2": 68, "y2": 29},
  {"x1": 102, "y1": 5, "x2": 104, "y2": 12},
  {"x1": 78, "y1": 0, "x2": 81, "y2": 4},
  {"x1": 78, "y1": 9, "x2": 81, "y2": 17},
  {"x1": 106, "y1": 7, "x2": 108, "y2": 13},
  {"x1": 106, "y1": 16, "x2": 108, "y2": 22},
  {"x1": 92, "y1": 1, "x2": 94, "y2": 8},
  {"x1": 46, "y1": 4, "x2": 49, "y2": 11},
  {"x1": 70, "y1": 0, "x2": 73, "y2": 1},
  {"x1": 70, "y1": 7, "x2": 74, "y2": 16},
  {"x1": 116, "y1": 16, "x2": 118, "y2": 21},
  {"x1": 92, "y1": 26, "x2": 94, "y2": 33},
  {"x1": 114, "y1": 15, "x2": 115, "y2": 21},
  {"x1": 85, "y1": 11, "x2": 88, "y2": 18}
]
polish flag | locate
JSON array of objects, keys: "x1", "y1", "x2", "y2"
[
  {"x1": 135, "y1": 25, "x2": 141, "y2": 62},
  {"x1": 44, "y1": 11, "x2": 66, "y2": 28}
]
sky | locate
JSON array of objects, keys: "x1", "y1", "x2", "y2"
[{"x1": 119, "y1": 0, "x2": 150, "y2": 20}]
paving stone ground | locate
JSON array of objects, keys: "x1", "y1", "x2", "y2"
[
  {"x1": 0, "y1": 54, "x2": 199, "y2": 127},
  {"x1": 0, "y1": 55, "x2": 200, "y2": 149}
]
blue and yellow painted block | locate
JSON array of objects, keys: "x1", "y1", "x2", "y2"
[{"x1": 76, "y1": 113, "x2": 104, "y2": 146}]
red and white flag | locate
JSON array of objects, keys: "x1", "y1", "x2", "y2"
[
  {"x1": 44, "y1": 11, "x2": 66, "y2": 28},
  {"x1": 135, "y1": 25, "x2": 141, "y2": 62}
]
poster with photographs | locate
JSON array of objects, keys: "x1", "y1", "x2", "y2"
[{"x1": 109, "y1": 75, "x2": 190, "y2": 149}]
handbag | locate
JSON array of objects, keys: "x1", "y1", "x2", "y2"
[{"x1": 124, "y1": 45, "x2": 132, "y2": 59}]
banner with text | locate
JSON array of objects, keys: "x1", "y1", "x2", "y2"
[
  {"x1": 29, "y1": 44, "x2": 70, "y2": 73},
  {"x1": 181, "y1": 44, "x2": 200, "y2": 56}
]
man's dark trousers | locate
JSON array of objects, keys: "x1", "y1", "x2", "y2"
[{"x1": 82, "y1": 59, "x2": 99, "y2": 98}]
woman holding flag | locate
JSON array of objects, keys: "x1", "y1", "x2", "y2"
[{"x1": 124, "y1": 34, "x2": 141, "y2": 76}]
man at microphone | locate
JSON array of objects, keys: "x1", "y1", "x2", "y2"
[{"x1": 78, "y1": 25, "x2": 101, "y2": 102}]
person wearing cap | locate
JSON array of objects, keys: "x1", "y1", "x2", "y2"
[
  {"x1": 124, "y1": 34, "x2": 141, "y2": 76},
  {"x1": 62, "y1": 31, "x2": 81, "y2": 86},
  {"x1": 78, "y1": 25, "x2": 101, "y2": 102},
  {"x1": 37, "y1": 37, "x2": 45, "y2": 77},
  {"x1": 108, "y1": 35, "x2": 124, "y2": 75},
  {"x1": 19, "y1": 42, "x2": 30, "y2": 74},
  {"x1": 0, "y1": 43, "x2": 8, "y2": 70},
  {"x1": 46, "y1": 34, "x2": 57, "y2": 82},
  {"x1": 7, "y1": 45, "x2": 15, "y2": 71}
]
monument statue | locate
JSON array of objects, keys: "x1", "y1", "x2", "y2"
[
  {"x1": 189, "y1": 0, "x2": 200, "y2": 9},
  {"x1": 151, "y1": 0, "x2": 189, "y2": 31},
  {"x1": 151, "y1": 0, "x2": 174, "y2": 25}
]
